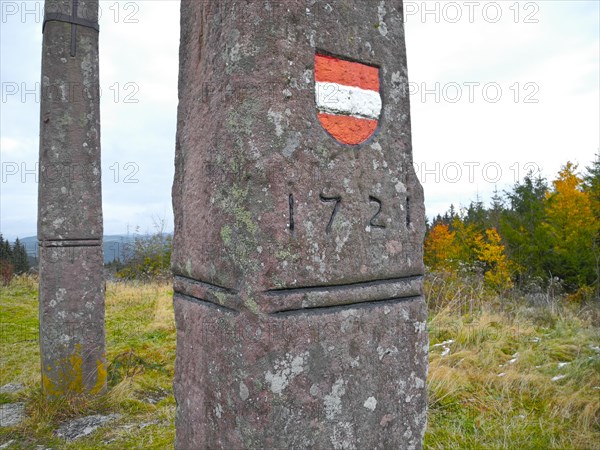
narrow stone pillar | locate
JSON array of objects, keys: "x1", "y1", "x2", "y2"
[
  {"x1": 173, "y1": 1, "x2": 428, "y2": 448},
  {"x1": 38, "y1": 0, "x2": 106, "y2": 396}
]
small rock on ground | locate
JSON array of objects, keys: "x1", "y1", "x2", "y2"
[
  {"x1": 0, "y1": 403, "x2": 25, "y2": 427},
  {"x1": 56, "y1": 414, "x2": 121, "y2": 441},
  {"x1": 0, "y1": 383, "x2": 24, "y2": 395},
  {"x1": 142, "y1": 387, "x2": 170, "y2": 405},
  {"x1": 120, "y1": 419, "x2": 161, "y2": 431}
]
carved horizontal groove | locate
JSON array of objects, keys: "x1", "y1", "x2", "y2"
[
  {"x1": 173, "y1": 275, "x2": 242, "y2": 312},
  {"x1": 265, "y1": 274, "x2": 423, "y2": 295},
  {"x1": 43, "y1": 13, "x2": 100, "y2": 33},
  {"x1": 40, "y1": 239, "x2": 102, "y2": 248},
  {"x1": 174, "y1": 293, "x2": 239, "y2": 315},
  {"x1": 256, "y1": 275, "x2": 423, "y2": 314},
  {"x1": 173, "y1": 275, "x2": 238, "y2": 295},
  {"x1": 270, "y1": 295, "x2": 422, "y2": 317}
]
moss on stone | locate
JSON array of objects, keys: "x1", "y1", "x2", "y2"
[
  {"x1": 244, "y1": 297, "x2": 260, "y2": 315},
  {"x1": 220, "y1": 226, "x2": 232, "y2": 245}
]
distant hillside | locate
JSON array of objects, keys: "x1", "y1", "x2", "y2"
[{"x1": 16, "y1": 235, "x2": 167, "y2": 264}]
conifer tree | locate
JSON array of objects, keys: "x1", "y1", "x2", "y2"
[
  {"x1": 543, "y1": 162, "x2": 598, "y2": 290},
  {"x1": 12, "y1": 238, "x2": 30, "y2": 275},
  {"x1": 0, "y1": 234, "x2": 14, "y2": 285},
  {"x1": 464, "y1": 195, "x2": 486, "y2": 233},
  {"x1": 499, "y1": 174, "x2": 550, "y2": 284},
  {"x1": 583, "y1": 153, "x2": 600, "y2": 294},
  {"x1": 422, "y1": 156, "x2": 599, "y2": 293},
  {"x1": 584, "y1": 152, "x2": 600, "y2": 220},
  {"x1": 0, "y1": 234, "x2": 12, "y2": 263},
  {"x1": 488, "y1": 186, "x2": 505, "y2": 230}
]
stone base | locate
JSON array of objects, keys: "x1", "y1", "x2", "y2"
[
  {"x1": 39, "y1": 244, "x2": 106, "y2": 396},
  {"x1": 174, "y1": 295, "x2": 428, "y2": 449}
]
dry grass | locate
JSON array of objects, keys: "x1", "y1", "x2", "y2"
[
  {"x1": 1, "y1": 274, "x2": 598, "y2": 448},
  {"x1": 425, "y1": 272, "x2": 600, "y2": 449},
  {"x1": 0, "y1": 277, "x2": 175, "y2": 448}
]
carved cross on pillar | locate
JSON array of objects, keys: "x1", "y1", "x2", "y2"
[{"x1": 42, "y1": 0, "x2": 100, "y2": 57}]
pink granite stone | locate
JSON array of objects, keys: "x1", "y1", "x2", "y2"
[{"x1": 173, "y1": 1, "x2": 427, "y2": 447}]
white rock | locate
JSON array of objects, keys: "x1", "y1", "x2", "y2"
[
  {"x1": 56, "y1": 414, "x2": 121, "y2": 440},
  {"x1": 0, "y1": 403, "x2": 25, "y2": 427},
  {"x1": 363, "y1": 397, "x2": 377, "y2": 411}
]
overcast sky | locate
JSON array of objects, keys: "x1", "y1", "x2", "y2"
[{"x1": 1, "y1": 0, "x2": 598, "y2": 241}]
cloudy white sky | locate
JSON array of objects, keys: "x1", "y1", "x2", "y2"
[{"x1": 1, "y1": 0, "x2": 598, "y2": 241}]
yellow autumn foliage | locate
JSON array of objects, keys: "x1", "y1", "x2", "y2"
[
  {"x1": 474, "y1": 228, "x2": 513, "y2": 291},
  {"x1": 424, "y1": 223, "x2": 460, "y2": 271}
]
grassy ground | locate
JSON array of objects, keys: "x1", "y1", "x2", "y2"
[
  {"x1": 0, "y1": 275, "x2": 598, "y2": 449},
  {"x1": 1, "y1": 277, "x2": 175, "y2": 449},
  {"x1": 425, "y1": 273, "x2": 600, "y2": 449}
]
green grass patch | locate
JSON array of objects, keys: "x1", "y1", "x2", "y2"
[
  {"x1": 0, "y1": 277, "x2": 175, "y2": 448},
  {"x1": 1, "y1": 274, "x2": 598, "y2": 448}
]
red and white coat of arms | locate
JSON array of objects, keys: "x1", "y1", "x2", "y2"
[{"x1": 315, "y1": 53, "x2": 382, "y2": 145}]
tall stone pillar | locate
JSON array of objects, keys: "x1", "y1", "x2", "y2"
[
  {"x1": 173, "y1": 1, "x2": 427, "y2": 448},
  {"x1": 38, "y1": 0, "x2": 106, "y2": 396}
]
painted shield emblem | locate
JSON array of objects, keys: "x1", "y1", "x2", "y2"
[{"x1": 315, "y1": 53, "x2": 382, "y2": 145}]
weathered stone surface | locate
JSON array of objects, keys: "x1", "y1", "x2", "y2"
[
  {"x1": 0, "y1": 403, "x2": 25, "y2": 428},
  {"x1": 0, "y1": 383, "x2": 24, "y2": 395},
  {"x1": 56, "y1": 413, "x2": 121, "y2": 441},
  {"x1": 38, "y1": 245, "x2": 106, "y2": 394},
  {"x1": 38, "y1": 0, "x2": 102, "y2": 241},
  {"x1": 174, "y1": 299, "x2": 428, "y2": 449},
  {"x1": 173, "y1": 0, "x2": 427, "y2": 447},
  {"x1": 38, "y1": 0, "x2": 105, "y2": 396}
]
